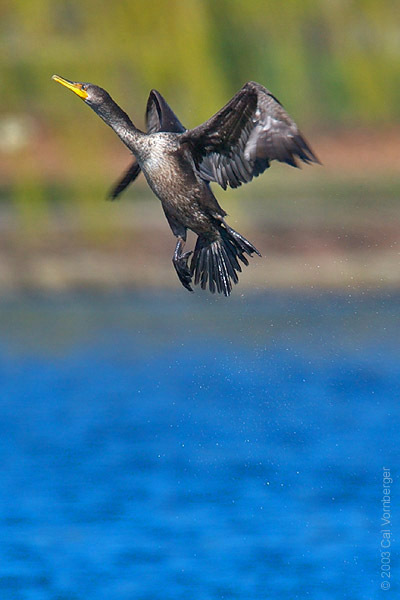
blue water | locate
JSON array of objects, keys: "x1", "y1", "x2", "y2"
[{"x1": 0, "y1": 291, "x2": 398, "y2": 599}]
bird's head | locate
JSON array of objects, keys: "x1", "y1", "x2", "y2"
[
  {"x1": 52, "y1": 74, "x2": 111, "y2": 108},
  {"x1": 52, "y1": 74, "x2": 137, "y2": 143}
]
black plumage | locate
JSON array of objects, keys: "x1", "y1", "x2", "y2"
[{"x1": 52, "y1": 75, "x2": 319, "y2": 296}]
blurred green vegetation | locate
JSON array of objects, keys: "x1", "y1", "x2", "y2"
[
  {"x1": 2, "y1": 0, "x2": 398, "y2": 123},
  {"x1": 0, "y1": 0, "x2": 399, "y2": 230}
]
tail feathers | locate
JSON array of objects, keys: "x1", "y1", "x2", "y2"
[{"x1": 190, "y1": 226, "x2": 260, "y2": 296}]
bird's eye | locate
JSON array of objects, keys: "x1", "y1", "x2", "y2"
[{"x1": 81, "y1": 84, "x2": 87, "y2": 91}]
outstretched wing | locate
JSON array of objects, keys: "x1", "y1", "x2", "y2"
[
  {"x1": 108, "y1": 90, "x2": 186, "y2": 200},
  {"x1": 180, "y1": 81, "x2": 319, "y2": 190}
]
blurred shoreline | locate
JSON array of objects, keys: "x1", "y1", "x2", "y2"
[
  {"x1": 1, "y1": 129, "x2": 399, "y2": 295},
  {"x1": 0, "y1": 206, "x2": 398, "y2": 295}
]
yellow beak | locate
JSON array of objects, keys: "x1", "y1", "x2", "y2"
[{"x1": 52, "y1": 75, "x2": 88, "y2": 99}]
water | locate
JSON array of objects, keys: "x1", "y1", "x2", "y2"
[{"x1": 0, "y1": 291, "x2": 398, "y2": 600}]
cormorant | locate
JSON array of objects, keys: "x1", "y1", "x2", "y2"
[{"x1": 52, "y1": 75, "x2": 319, "y2": 296}]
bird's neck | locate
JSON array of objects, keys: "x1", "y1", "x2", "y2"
[{"x1": 94, "y1": 101, "x2": 145, "y2": 155}]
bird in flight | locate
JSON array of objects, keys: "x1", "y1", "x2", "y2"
[{"x1": 52, "y1": 75, "x2": 319, "y2": 296}]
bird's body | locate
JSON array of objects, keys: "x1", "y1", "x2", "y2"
[
  {"x1": 52, "y1": 75, "x2": 319, "y2": 295},
  {"x1": 137, "y1": 133, "x2": 224, "y2": 236}
]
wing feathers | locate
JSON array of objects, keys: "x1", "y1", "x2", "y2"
[
  {"x1": 108, "y1": 161, "x2": 141, "y2": 200},
  {"x1": 181, "y1": 81, "x2": 319, "y2": 190},
  {"x1": 146, "y1": 89, "x2": 186, "y2": 134}
]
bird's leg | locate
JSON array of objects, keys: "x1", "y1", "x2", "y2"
[{"x1": 173, "y1": 237, "x2": 193, "y2": 292}]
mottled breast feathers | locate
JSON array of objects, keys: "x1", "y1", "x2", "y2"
[{"x1": 109, "y1": 89, "x2": 186, "y2": 200}]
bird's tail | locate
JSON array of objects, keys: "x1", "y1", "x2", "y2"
[{"x1": 190, "y1": 225, "x2": 261, "y2": 296}]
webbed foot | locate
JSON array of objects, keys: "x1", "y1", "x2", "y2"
[{"x1": 173, "y1": 238, "x2": 193, "y2": 292}]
